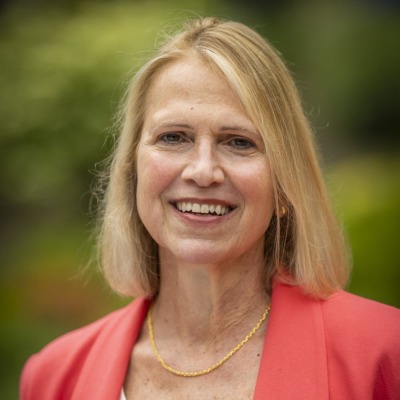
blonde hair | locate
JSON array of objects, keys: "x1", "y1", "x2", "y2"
[{"x1": 98, "y1": 17, "x2": 350, "y2": 298}]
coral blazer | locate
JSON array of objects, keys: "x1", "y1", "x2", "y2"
[{"x1": 20, "y1": 283, "x2": 400, "y2": 399}]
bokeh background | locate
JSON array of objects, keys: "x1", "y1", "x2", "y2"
[{"x1": 1, "y1": 0, "x2": 399, "y2": 397}]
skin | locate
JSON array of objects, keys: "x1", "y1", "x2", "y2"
[{"x1": 125, "y1": 55, "x2": 275, "y2": 399}]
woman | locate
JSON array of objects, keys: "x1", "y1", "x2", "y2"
[{"x1": 21, "y1": 18, "x2": 400, "y2": 399}]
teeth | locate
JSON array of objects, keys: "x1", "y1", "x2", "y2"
[
  {"x1": 175, "y1": 202, "x2": 231, "y2": 216},
  {"x1": 200, "y1": 204, "x2": 209, "y2": 214},
  {"x1": 192, "y1": 203, "x2": 201, "y2": 213}
]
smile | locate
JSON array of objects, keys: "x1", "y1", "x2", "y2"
[{"x1": 174, "y1": 201, "x2": 233, "y2": 216}]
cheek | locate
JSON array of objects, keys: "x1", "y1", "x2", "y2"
[
  {"x1": 136, "y1": 150, "x2": 179, "y2": 214},
  {"x1": 236, "y1": 163, "x2": 274, "y2": 212},
  {"x1": 236, "y1": 164, "x2": 275, "y2": 241}
]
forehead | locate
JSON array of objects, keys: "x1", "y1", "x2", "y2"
[
  {"x1": 151, "y1": 55, "x2": 226, "y2": 88},
  {"x1": 143, "y1": 56, "x2": 250, "y2": 123}
]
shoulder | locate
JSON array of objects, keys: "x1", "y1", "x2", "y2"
[
  {"x1": 320, "y1": 290, "x2": 400, "y2": 397},
  {"x1": 319, "y1": 290, "x2": 400, "y2": 359},
  {"x1": 26, "y1": 298, "x2": 145, "y2": 362},
  {"x1": 20, "y1": 298, "x2": 149, "y2": 399},
  {"x1": 273, "y1": 282, "x2": 400, "y2": 346},
  {"x1": 320, "y1": 289, "x2": 400, "y2": 359},
  {"x1": 321, "y1": 289, "x2": 400, "y2": 341}
]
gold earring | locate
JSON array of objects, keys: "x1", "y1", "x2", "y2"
[{"x1": 280, "y1": 206, "x2": 287, "y2": 217}]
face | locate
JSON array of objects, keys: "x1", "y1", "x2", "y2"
[{"x1": 136, "y1": 56, "x2": 275, "y2": 267}]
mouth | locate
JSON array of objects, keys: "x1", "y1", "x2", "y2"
[{"x1": 173, "y1": 201, "x2": 234, "y2": 216}]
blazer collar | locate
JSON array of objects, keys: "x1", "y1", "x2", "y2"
[
  {"x1": 70, "y1": 284, "x2": 329, "y2": 399},
  {"x1": 254, "y1": 283, "x2": 329, "y2": 399},
  {"x1": 71, "y1": 297, "x2": 151, "y2": 400}
]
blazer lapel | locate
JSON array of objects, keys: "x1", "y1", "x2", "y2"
[
  {"x1": 63, "y1": 284, "x2": 328, "y2": 399},
  {"x1": 254, "y1": 284, "x2": 329, "y2": 399},
  {"x1": 72, "y1": 298, "x2": 150, "y2": 400}
]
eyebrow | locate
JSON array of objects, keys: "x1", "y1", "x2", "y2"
[
  {"x1": 219, "y1": 125, "x2": 259, "y2": 135},
  {"x1": 152, "y1": 123, "x2": 258, "y2": 135},
  {"x1": 151, "y1": 122, "x2": 194, "y2": 131}
]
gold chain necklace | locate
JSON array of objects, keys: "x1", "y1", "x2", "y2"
[{"x1": 147, "y1": 302, "x2": 271, "y2": 377}]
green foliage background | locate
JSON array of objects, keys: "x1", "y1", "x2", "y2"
[{"x1": 1, "y1": 0, "x2": 399, "y2": 397}]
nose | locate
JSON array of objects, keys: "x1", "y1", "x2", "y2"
[{"x1": 181, "y1": 139, "x2": 224, "y2": 187}]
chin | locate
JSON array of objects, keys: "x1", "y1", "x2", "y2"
[
  {"x1": 166, "y1": 240, "x2": 228, "y2": 265},
  {"x1": 179, "y1": 251, "x2": 223, "y2": 265}
]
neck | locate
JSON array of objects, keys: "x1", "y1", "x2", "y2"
[{"x1": 153, "y1": 249, "x2": 269, "y2": 348}]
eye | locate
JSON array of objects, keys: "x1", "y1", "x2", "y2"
[
  {"x1": 228, "y1": 137, "x2": 255, "y2": 150},
  {"x1": 159, "y1": 132, "x2": 187, "y2": 145}
]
